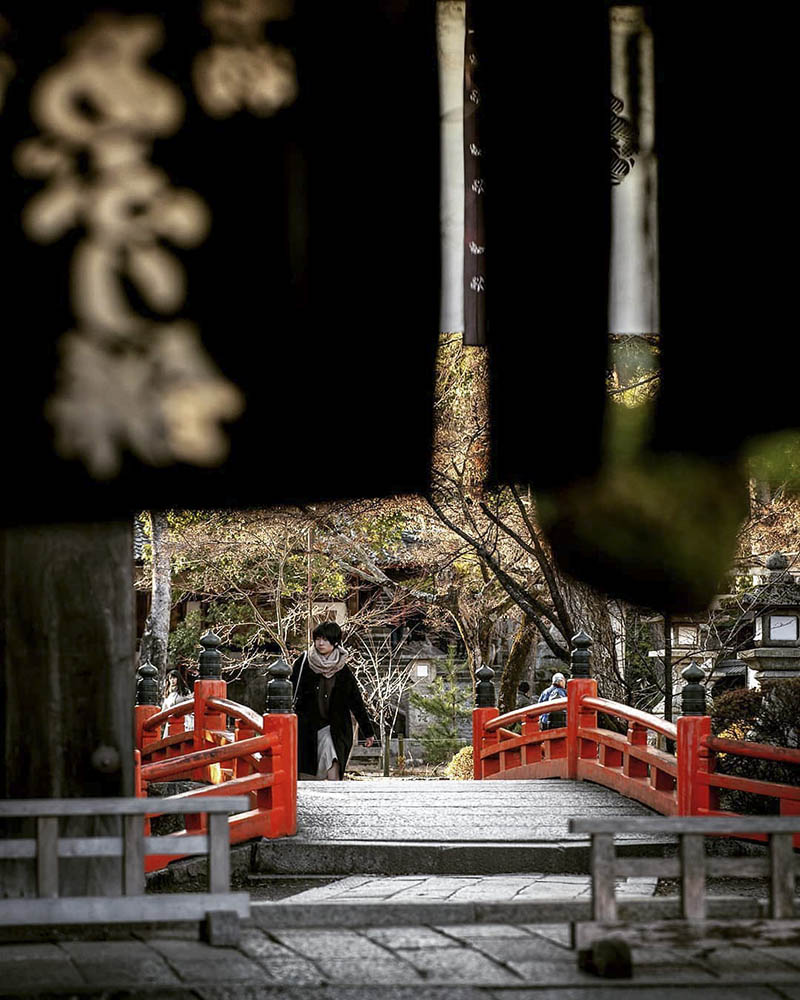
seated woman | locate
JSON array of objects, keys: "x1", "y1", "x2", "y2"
[{"x1": 291, "y1": 622, "x2": 375, "y2": 780}]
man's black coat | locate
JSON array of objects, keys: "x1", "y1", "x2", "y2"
[{"x1": 291, "y1": 655, "x2": 374, "y2": 780}]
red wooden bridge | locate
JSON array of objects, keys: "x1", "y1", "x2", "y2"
[
  {"x1": 134, "y1": 633, "x2": 296, "y2": 872},
  {"x1": 472, "y1": 633, "x2": 800, "y2": 844},
  {"x1": 134, "y1": 631, "x2": 800, "y2": 871}
]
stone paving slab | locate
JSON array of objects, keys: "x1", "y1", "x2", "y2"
[
  {"x1": 285, "y1": 873, "x2": 659, "y2": 904},
  {"x1": 1, "y1": 919, "x2": 799, "y2": 998},
  {"x1": 59, "y1": 940, "x2": 181, "y2": 987}
]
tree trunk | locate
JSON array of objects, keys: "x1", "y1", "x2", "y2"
[
  {"x1": 1, "y1": 521, "x2": 134, "y2": 895},
  {"x1": 149, "y1": 511, "x2": 171, "y2": 687},
  {"x1": 499, "y1": 616, "x2": 537, "y2": 713}
]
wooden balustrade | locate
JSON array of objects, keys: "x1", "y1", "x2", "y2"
[
  {"x1": 0, "y1": 797, "x2": 250, "y2": 944},
  {"x1": 134, "y1": 648, "x2": 297, "y2": 872},
  {"x1": 473, "y1": 658, "x2": 799, "y2": 826},
  {"x1": 569, "y1": 815, "x2": 800, "y2": 960}
]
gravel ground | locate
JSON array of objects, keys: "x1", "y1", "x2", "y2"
[{"x1": 655, "y1": 876, "x2": 799, "y2": 897}]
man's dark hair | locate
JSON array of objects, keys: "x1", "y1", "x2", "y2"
[
  {"x1": 312, "y1": 620, "x2": 342, "y2": 645},
  {"x1": 518, "y1": 681, "x2": 531, "y2": 693}
]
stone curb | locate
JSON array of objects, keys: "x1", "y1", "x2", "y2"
[
  {"x1": 252, "y1": 838, "x2": 674, "y2": 876},
  {"x1": 247, "y1": 894, "x2": 763, "y2": 930}
]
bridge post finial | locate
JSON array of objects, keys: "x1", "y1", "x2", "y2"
[
  {"x1": 135, "y1": 660, "x2": 160, "y2": 706},
  {"x1": 680, "y1": 663, "x2": 706, "y2": 716},
  {"x1": 198, "y1": 631, "x2": 222, "y2": 680},
  {"x1": 266, "y1": 658, "x2": 293, "y2": 714},
  {"x1": 475, "y1": 663, "x2": 496, "y2": 707},
  {"x1": 570, "y1": 631, "x2": 592, "y2": 679}
]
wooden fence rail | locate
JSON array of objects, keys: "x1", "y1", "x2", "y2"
[
  {"x1": 0, "y1": 796, "x2": 250, "y2": 944},
  {"x1": 569, "y1": 815, "x2": 800, "y2": 958}
]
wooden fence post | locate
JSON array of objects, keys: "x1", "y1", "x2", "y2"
[
  {"x1": 472, "y1": 664, "x2": 498, "y2": 779},
  {"x1": 134, "y1": 661, "x2": 161, "y2": 756},
  {"x1": 676, "y1": 663, "x2": 714, "y2": 815},
  {"x1": 566, "y1": 631, "x2": 596, "y2": 779},
  {"x1": 192, "y1": 632, "x2": 226, "y2": 783},
  {"x1": 263, "y1": 660, "x2": 297, "y2": 837}
]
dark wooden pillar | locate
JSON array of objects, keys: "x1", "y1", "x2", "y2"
[{"x1": 1, "y1": 520, "x2": 135, "y2": 894}]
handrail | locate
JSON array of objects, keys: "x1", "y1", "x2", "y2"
[
  {"x1": 485, "y1": 698, "x2": 566, "y2": 731},
  {"x1": 205, "y1": 697, "x2": 264, "y2": 733},
  {"x1": 703, "y1": 735, "x2": 800, "y2": 765},
  {"x1": 581, "y1": 696, "x2": 678, "y2": 742},
  {"x1": 141, "y1": 732, "x2": 278, "y2": 783},
  {"x1": 142, "y1": 699, "x2": 194, "y2": 731}
]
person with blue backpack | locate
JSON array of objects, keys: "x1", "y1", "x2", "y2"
[{"x1": 538, "y1": 671, "x2": 567, "y2": 728}]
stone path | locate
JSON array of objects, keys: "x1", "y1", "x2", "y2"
[
  {"x1": 282, "y1": 872, "x2": 659, "y2": 903},
  {"x1": 3, "y1": 921, "x2": 800, "y2": 998},
  {"x1": 253, "y1": 779, "x2": 672, "y2": 876}
]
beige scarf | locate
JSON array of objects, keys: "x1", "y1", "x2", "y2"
[{"x1": 306, "y1": 644, "x2": 349, "y2": 679}]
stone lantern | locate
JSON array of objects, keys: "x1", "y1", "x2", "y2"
[{"x1": 740, "y1": 552, "x2": 800, "y2": 685}]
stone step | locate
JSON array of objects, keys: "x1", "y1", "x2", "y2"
[
  {"x1": 273, "y1": 778, "x2": 674, "y2": 874},
  {"x1": 251, "y1": 836, "x2": 670, "y2": 876}
]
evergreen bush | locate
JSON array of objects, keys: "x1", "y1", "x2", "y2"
[{"x1": 409, "y1": 649, "x2": 472, "y2": 764}]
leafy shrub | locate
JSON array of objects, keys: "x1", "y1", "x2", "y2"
[
  {"x1": 711, "y1": 688, "x2": 762, "y2": 740},
  {"x1": 710, "y1": 680, "x2": 800, "y2": 814},
  {"x1": 444, "y1": 745, "x2": 474, "y2": 780}
]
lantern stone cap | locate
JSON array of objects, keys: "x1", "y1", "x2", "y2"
[
  {"x1": 571, "y1": 630, "x2": 592, "y2": 647},
  {"x1": 200, "y1": 631, "x2": 222, "y2": 647},
  {"x1": 681, "y1": 662, "x2": 705, "y2": 684},
  {"x1": 743, "y1": 552, "x2": 800, "y2": 609}
]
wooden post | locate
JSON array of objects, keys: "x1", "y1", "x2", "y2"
[
  {"x1": 472, "y1": 707, "x2": 498, "y2": 779},
  {"x1": 192, "y1": 633, "x2": 226, "y2": 782},
  {"x1": 521, "y1": 714, "x2": 542, "y2": 765},
  {"x1": 473, "y1": 663, "x2": 498, "y2": 779},
  {"x1": 567, "y1": 632, "x2": 595, "y2": 778},
  {"x1": 677, "y1": 664, "x2": 713, "y2": 815},
  {"x1": 624, "y1": 723, "x2": 649, "y2": 779},
  {"x1": 263, "y1": 660, "x2": 297, "y2": 837},
  {"x1": 676, "y1": 715, "x2": 712, "y2": 815},
  {"x1": 262, "y1": 712, "x2": 297, "y2": 837},
  {"x1": 1, "y1": 521, "x2": 134, "y2": 898},
  {"x1": 567, "y1": 678, "x2": 597, "y2": 779}
]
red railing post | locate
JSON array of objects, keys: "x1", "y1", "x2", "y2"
[
  {"x1": 134, "y1": 661, "x2": 161, "y2": 761},
  {"x1": 566, "y1": 632, "x2": 596, "y2": 779},
  {"x1": 234, "y1": 720, "x2": 256, "y2": 778},
  {"x1": 677, "y1": 714, "x2": 713, "y2": 814},
  {"x1": 567, "y1": 677, "x2": 597, "y2": 779},
  {"x1": 263, "y1": 711, "x2": 298, "y2": 836},
  {"x1": 472, "y1": 707, "x2": 499, "y2": 779},
  {"x1": 676, "y1": 663, "x2": 714, "y2": 815},
  {"x1": 624, "y1": 722, "x2": 649, "y2": 779},
  {"x1": 473, "y1": 663, "x2": 499, "y2": 779},
  {"x1": 522, "y1": 713, "x2": 542, "y2": 765},
  {"x1": 261, "y1": 659, "x2": 297, "y2": 836},
  {"x1": 192, "y1": 632, "x2": 226, "y2": 782}
]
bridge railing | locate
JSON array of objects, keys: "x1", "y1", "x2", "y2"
[
  {"x1": 133, "y1": 634, "x2": 296, "y2": 871},
  {"x1": 473, "y1": 634, "x2": 800, "y2": 837}
]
